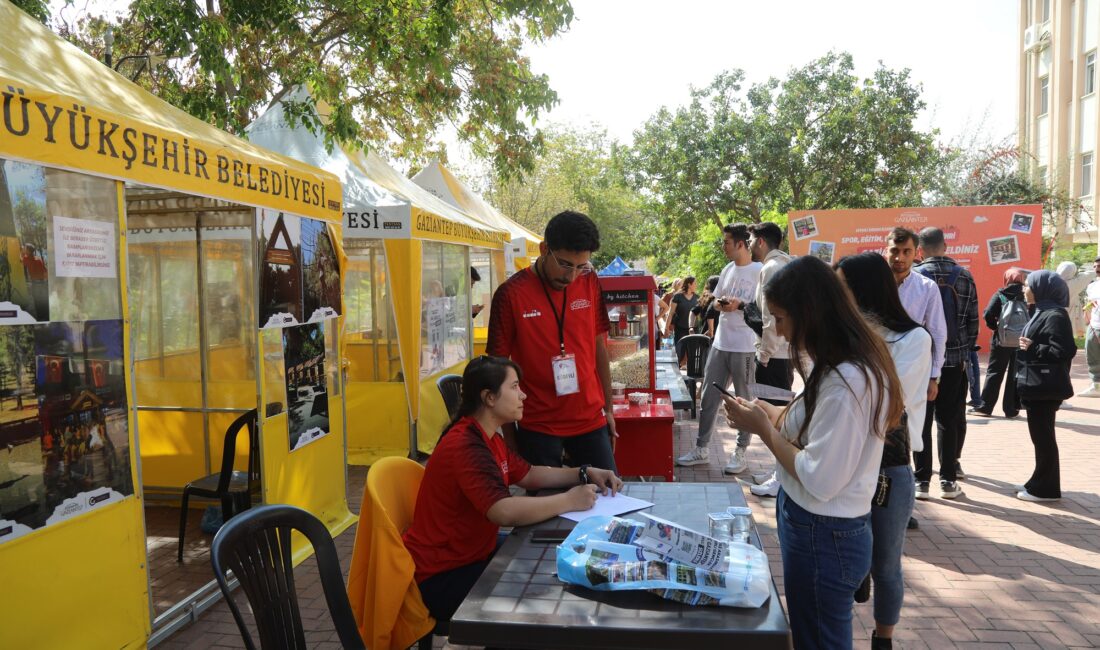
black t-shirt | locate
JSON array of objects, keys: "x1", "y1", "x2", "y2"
[{"x1": 671, "y1": 293, "x2": 699, "y2": 329}]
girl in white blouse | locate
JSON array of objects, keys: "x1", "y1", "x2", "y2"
[
  {"x1": 837, "y1": 253, "x2": 933, "y2": 650},
  {"x1": 725, "y1": 255, "x2": 903, "y2": 650}
]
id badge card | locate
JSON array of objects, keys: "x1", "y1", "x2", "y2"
[{"x1": 551, "y1": 353, "x2": 580, "y2": 396}]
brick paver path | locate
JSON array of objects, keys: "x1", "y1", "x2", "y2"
[{"x1": 162, "y1": 355, "x2": 1100, "y2": 649}]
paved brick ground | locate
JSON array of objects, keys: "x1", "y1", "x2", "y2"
[{"x1": 161, "y1": 355, "x2": 1100, "y2": 649}]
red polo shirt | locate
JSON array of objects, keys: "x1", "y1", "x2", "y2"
[
  {"x1": 487, "y1": 266, "x2": 610, "y2": 437},
  {"x1": 403, "y1": 417, "x2": 530, "y2": 583}
]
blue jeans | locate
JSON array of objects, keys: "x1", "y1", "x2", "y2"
[
  {"x1": 871, "y1": 465, "x2": 915, "y2": 626},
  {"x1": 777, "y1": 489, "x2": 871, "y2": 650}
]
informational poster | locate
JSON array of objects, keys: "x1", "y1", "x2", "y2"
[
  {"x1": 283, "y1": 323, "x2": 329, "y2": 451},
  {"x1": 426, "y1": 297, "x2": 445, "y2": 376},
  {"x1": 788, "y1": 205, "x2": 1043, "y2": 350},
  {"x1": 0, "y1": 161, "x2": 50, "y2": 323},
  {"x1": 300, "y1": 219, "x2": 341, "y2": 323},
  {"x1": 0, "y1": 319, "x2": 132, "y2": 544},
  {"x1": 259, "y1": 209, "x2": 342, "y2": 329},
  {"x1": 259, "y1": 210, "x2": 303, "y2": 328},
  {"x1": 52, "y1": 215, "x2": 116, "y2": 279}
]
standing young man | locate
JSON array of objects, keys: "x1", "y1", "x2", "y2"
[
  {"x1": 884, "y1": 227, "x2": 944, "y2": 517},
  {"x1": 914, "y1": 227, "x2": 978, "y2": 500},
  {"x1": 1079, "y1": 256, "x2": 1100, "y2": 398},
  {"x1": 487, "y1": 210, "x2": 617, "y2": 471},
  {"x1": 676, "y1": 224, "x2": 761, "y2": 474},
  {"x1": 746, "y1": 222, "x2": 792, "y2": 497}
]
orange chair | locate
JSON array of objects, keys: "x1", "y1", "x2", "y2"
[{"x1": 346, "y1": 456, "x2": 436, "y2": 650}]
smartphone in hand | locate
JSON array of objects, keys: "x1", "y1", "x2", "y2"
[{"x1": 711, "y1": 382, "x2": 736, "y2": 399}]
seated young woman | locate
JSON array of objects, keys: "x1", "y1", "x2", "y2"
[{"x1": 403, "y1": 355, "x2": 624, "y2": 624}]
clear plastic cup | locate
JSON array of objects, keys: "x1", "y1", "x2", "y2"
[
  {"x1": 727, "y1": 506, "x2": 753, "y2": 542},
  {"x1": 707, "y1": 511, "x2": 735, "y2": 541}
]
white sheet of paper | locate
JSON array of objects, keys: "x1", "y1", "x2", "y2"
[{"x1": 559, "y1": 492, "x2": 654, "y2": 522}]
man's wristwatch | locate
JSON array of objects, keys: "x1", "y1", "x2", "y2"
[{"x1": 578, "y1": 464, "x2": 591, "y2": 485}]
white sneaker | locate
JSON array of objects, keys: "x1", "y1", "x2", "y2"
[
  {"x1": 675, "y1": 446, "x2": 710, "y2": 466},
  {"x1": 1077, "y1": 383, "x2": 1100, "y2": 398},
  {"x1": 723, "y1": 447, "x2": 748, "y2": 474},
  {"x1": 749, "y1": 473, "x2": 780, "y2": 497}
]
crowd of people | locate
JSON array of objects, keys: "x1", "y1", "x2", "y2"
[{"x1": 396, "y1": 208, "x2": 1097, "y2": 650}]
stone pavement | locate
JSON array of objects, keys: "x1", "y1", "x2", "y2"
[{"x1": 162, "y1": 355, "x2": 1100, "y2": 649}]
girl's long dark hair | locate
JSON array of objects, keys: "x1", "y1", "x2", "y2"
[
  {"x1": 835, "y1": 253, "x2": 921, "y2": 334},
  {"x1": 440, "y1": 355, "x2": 523, "y2": 438},
  {"x1": 765, "y1": 256, "x2": 903, "y2": 442},
  {"x1": 698, "y1": 275, "x2": 721, "y2": 309}
]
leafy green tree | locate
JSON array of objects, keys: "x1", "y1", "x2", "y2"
[
  {"x1": 483, "y1": 124, "x2": 660, "y2": 266},
  {"x1": 627, "y1": 52, "x2": 941, "y2": 253},
  {"x1": 684, "y1": 222, "x2": 727, "y2": 282},
  {"x1": 11, "y1": 0, "x2": 49, "y2": 24},
  {"x1": 46, "y1": 0, "x2": 574, "y2": 177},
  {"x1": 928, "y1": 140, "x2": 1093, "y2": 265}
]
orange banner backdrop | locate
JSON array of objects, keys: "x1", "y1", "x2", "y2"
[{"x1": 787, "y1": 205, "x2": 1043, "y2": 350}]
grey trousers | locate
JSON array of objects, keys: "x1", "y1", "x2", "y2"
[
  {"x1": 695, "y1": 348, "x2": 755, "y2": 448},
  {"x1": 1088, "y1": 325, "x2": 1100, "y2": 383}
]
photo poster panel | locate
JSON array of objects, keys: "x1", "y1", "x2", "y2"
[
  {"x1": 283, "y1": 322, "x2": 329, "y2": 451},
  {"x1": 0, "y1": 319, "x2": 131, "y2": 544},
  {"x1": 787, "y1": 205, "x2": 1043, "y2": 350},
  {"x1": 0, "y1": 161, "x2": 50, "y2": 323},
  {"x1": 258, "y1": 210, "x2": 342, "y2": 329}
]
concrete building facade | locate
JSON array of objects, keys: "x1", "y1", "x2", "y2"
[{"x1": 1019, "y1": 0, "x2": 1100, "y2": 246}]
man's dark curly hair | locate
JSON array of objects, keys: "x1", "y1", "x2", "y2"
[{"x1": 544, "y1": 210, "x2": 601, "y2": 252}]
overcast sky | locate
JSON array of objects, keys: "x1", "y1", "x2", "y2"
[{"x1": 521, "y1": 0, "x2": 1020, "y2": 146}]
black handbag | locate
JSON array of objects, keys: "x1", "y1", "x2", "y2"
[
  {"x1": 743, "y1": 301, "x2": 764, "y2": 337},
  {"x1": 1016, "y1": 361, "x2": 1073, "y2": 401}
]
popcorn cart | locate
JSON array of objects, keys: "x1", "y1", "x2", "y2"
[
  {"x1": 599, "y1": 275, "x2": 657, "y2": 391},
  {"x1": 599, "y1": 275, "x2": 674, "y2": 480}
]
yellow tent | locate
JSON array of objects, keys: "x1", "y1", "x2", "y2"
[
  {"x1": 0, "y1": 2, "x2": 353, "y2": 647},
  {"x1": 247, "y1": 97, "x2": 509, "y2": 461},
  {"x1": 412, "y1": 160, "x2": 542, "y2": 268}
]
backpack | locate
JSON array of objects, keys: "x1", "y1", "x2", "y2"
[
  {"x1": 915, "y1": 263, "x2": 963, "y2": 347},
  {"x1": 997, "y1": 294, "x2": 1029, "y2": 348}
]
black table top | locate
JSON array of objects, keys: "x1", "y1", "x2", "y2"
[{"x1": 448, "y1": 482, "x2": 790, "y2": 650}]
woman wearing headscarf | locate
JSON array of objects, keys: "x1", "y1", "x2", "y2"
[
  {"x1": 972, "y1": 267, "x2": 1030, "y2": 418},
  {"x1": 1015, "y1": 270, "x2": 1077, "y2": 501}
]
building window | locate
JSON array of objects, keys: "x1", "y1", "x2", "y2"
[
  {"x1": 1087, "y1": 51, "x2": 1097, "y2": 95},
  {"x1": 1042, "y1": 0, "x2": 1050, "y2": 22},
  {"x1": 1038, "y1": 165, "x2": 1048, "y2": 186},
  {"x1": 1082, "y1": 153, "x2": 1094, "y2": 197},
  {"x1": 1039, "y1": 76, "x2": 1049, "y2": 115}
]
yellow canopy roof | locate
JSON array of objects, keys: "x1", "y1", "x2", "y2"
[
  {"x1": 0, "y1": 1, "x2": 341, "y2": 222},
  {"x1": 412, "y1": 161, "x2": 541, "y2": 256},
  {"x1": 350, "y1": 150, "x2": 507, "y2": 247}
]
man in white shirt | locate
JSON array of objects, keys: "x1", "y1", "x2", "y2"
[
  {"x1": 885, "y1": 227, "x2": 947, "y2": 505},
  {"x1": 746, "y1": 222, "x2": 792, "y2": 497},
  {"x1": 676, "y1": 224, "x2": 762, "y2": 474},
  {"x1": 1079, "y1": 255, "x2": 1100, "y2": 397}
]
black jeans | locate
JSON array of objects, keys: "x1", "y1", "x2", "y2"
[
  {"x1": 978, "y1": 347, "x2": 1019, "y2": 417},
  {"x1": 673, "y1": 326, "x2": 691, "y2": 359},
  {"x1": 914, "y1": 364, "x2": 966, "y2": 483},
  {"x1": 516, "y1": 424, "x2": 617, "y2": 472},
  {"x1": 755, "y1": 358, "x2": 794, "y2": 406},
  {"x1": 1023, "y1": 400, "x2": 1061, "y2": 498},
  {"x1": 417, "y1": 535, "x2": 506, "y2": 623}
]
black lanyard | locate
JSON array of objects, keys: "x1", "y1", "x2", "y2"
[{"x1": 535, "y1": 261, "x2": 568, "y2": 355}]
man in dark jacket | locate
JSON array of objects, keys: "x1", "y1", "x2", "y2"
[
  {"x1": 971, "y1": 267, "x2": 1029, "y2": 417},
  {"x1": 914, "y1": 228, "x2": 979, "y2": 500}
]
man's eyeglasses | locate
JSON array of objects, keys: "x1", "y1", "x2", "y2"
[{"x1": 548, "y1": 249, "x2": 595, "y2": 276}]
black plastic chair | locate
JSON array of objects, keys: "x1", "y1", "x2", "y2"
[
  {"x1": 210, "y1": 504, "x2": 366, "y2": 650},
  {"x1": 679, "y1": 334, "x2": 711, "y2": 419},
  {"x1": 178, "y1": 408, "x2": 259, "y2": 562},
  {"x1": 436, "y1": 373, "x2": 462, "y2": 420}
]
